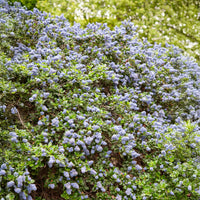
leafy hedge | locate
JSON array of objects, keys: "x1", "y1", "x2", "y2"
[{"x1": 1, "y1": 1, "x2": 200, "y2": 200}]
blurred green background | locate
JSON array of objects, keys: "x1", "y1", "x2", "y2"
[{"x1": 7, "y1": 0, "x2": 200, "y2": 64}]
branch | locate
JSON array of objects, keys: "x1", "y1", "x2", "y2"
[
  {"x1": 16, "y1": 108, "x2": 33, "y2": 136},
  {"x1": 166, "y1": 24, "x2": 200, "y2": 44}
]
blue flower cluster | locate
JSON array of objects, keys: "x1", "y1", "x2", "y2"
[{"x1": 1, "y1": 0, "x2": 200, "y2": 199}]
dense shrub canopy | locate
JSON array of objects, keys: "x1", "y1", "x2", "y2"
[{"x1": 1, "y1": 1, "x2": 200, "y2": 200}]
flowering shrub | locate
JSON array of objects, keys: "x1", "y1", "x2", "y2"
[{"x1": 1, "y1": 1, "x2": 200, "y2": 199}]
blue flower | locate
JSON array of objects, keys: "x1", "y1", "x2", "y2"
[
  {"x1": 83, "y1": 121, "x2": 89, "y2": 128},
  {"x1": 42, "y1": 105, "x2": 48, "y2": 111},
  {"x1": 131, "y1": 151, "x2": 140, "y2": 158},
  {"x1": 84, "y1": 136, "x2": 93, "y2": 145},
  {"x1": 7, "y1": 181, "x2": 15, "y2": 188},
  {"x1": 96, "y1": 145, "x2": 103, "y2": 152},
  {"x1": 43, "y1": 92, "x2": 50, "y2": 98},
  {"x1": 58, "y1": 146, "x2": 64, "y2": 153},
  {"x1": 1, "y1": 164, "x2": 7, "y2": 170},
  {"x1": 48, "y1": 156, "x2": 55, "y2": 168},
  {"x1": 116, "y1": 178, "x2": 121, "y2": 183},
  {"x1": 71, "y1": 182, "x2": 79, "y2": 189},
  {"x1": 125, "y1": 188, "x2": 132, "y2": 196},
  {"x1": 17, "y1": 175, "x2": 24, "y2": 187},
  {"x1": 135, "y1": 164, "x2": 142, "y2": 171},
  {"x1": 19, "y1": 192, "x2": 26, "y2": 200},
  {"x1": 14, "y1": 188, "x2": 21, "y2": 193},
  {"x1": 70, "y1": 169, "x2": 78, "y2": 177},
  {"x1": 97, "y1": 181, "x2": 103, "y2": 188},
  {"x1": 38, "y1": 120, "x2": 43, "y2": 126},
  {"x1": 68, "y1": 147, "x2": 74, "y2": 152},
  {"x1": 90, "y1": 169, "x2": 97, "y2": 175},
  {"x1": 77, "y1": 115, "x2": 85, "y2": 120},
  {"x1": 11, "y1": 107, "x2": 18, "y2": 114},
  {"x1": 140, "y1": 126, "x2": 147, "y2": 133},
  {"x1": 63, "y1": 171, "x2": 69, "y2": 178},
  {"x1": 51, "y1": 117, "x2": 59, "y2": 127},
  {"x1": 116, "y1": 187, "x2": 120, "y2": 192},
  {"x1": 27, "y1": 195, "x2": 33, "y2": 200},
  {"x1": 188, "y1": 185, "x2": 192, "y2": 191},
  {"x1": 69, "y1": 138, "x2": 75, "y2": 145},
  {"x1": 165, "y1": 144, "x2": 175, "y2": 151},
  {"x1": 64, "y1": 182, "x2": 71, "y2": 189},
  {"x1": 74, "y1": 146, "x2": 80, "y2": 151},
  {"x1": 67, "y1": 162, "x2": 74, "y2": 168},
  {"x1": 111, "y1": 134, "x2": 119, "y2": 140},
  {"x1": 48, "y1": 184, "x2": 55, "y2": 189},
  {"x1": 121, "y1": 136, "x2": 129, "y2": 144},
  {"x1": 112, "y1": 174, "x2": 117, "y2": 179},
  {"x1": 92, "y1": 125, "x2": 100, "y2": 131},
  {"x1": 116, "y1": 194, "x2": 122, "y2": 200},
  {"x1": 0, "y1": 170, "x2": 6, "y2": 176},
  {"x1": 81, "y1": 166, "x2": 86, "y2": 173}
]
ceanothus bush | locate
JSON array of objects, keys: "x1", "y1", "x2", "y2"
[{"x1": 0, "y1": 1, "x2": 200, "y2": 199}]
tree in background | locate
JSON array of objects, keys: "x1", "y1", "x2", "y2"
[
  {"x1": 7, "y1": 0, "x2": 38, "y2": 9},
  {"x1": 6, "y1": 0, "x2": 200, "y2": 64}
]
